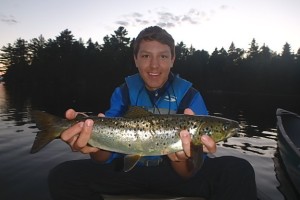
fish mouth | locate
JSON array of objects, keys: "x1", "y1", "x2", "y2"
[{"x1": 229, "y1": 127, "x2": 239, "y2": 137}]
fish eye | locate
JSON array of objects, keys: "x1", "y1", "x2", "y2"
[{"x1": 223, "y1": 124, "x2": 228, "y2": 131}]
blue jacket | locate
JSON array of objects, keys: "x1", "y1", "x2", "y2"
[
  {"x1": 104, "y1": 73, "x2": 208, "y2": 163},
  {"x1": 106, "y1": 73, "x2": 208, "y2": 117}
]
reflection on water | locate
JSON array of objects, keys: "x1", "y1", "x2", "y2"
[
  {"x1": 0, "y1": 83, "x2": 299, "y2": 200},
  {"x1": 205, "y1": 92, "x2": 300, "y2": 200}
]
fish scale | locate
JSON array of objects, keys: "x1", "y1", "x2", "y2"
[
  {"x1": 30, "y1": 106, "x2": 239, "y2": 171},
  {"x1": 84, "y1": 114, "x2": 236, "y2": 155}
]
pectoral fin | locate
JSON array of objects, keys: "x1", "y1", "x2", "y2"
[
  {"x1": 123, "y1": 155, "x2": 142, "y2": 172},
  {"x1": 189, "y1": 143, "x2": 204, "y2": 175}
]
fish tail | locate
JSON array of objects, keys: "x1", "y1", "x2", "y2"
[{"x1": 30, "y1": 111, "x2": 63, "y2": 153}]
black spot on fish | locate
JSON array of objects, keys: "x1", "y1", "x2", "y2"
[{"x1": 193, "y1": 124, "x2": 197, "y2": 129}]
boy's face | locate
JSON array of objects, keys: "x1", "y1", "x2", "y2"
[{"x1": 134, "y1": 40, "x2": 175, "y2": 91}]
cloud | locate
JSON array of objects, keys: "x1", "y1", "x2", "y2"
[
  {"x1": 115, "y1": 8, "x2": 208, "y2": 28},
  {"x1": 135, "y1": 18, "x2": 149, "y2": 25},
  {"x1": 182, "y1": 15, "x2": 198, "y2": 24},
  {"x1": 114, "y1": 5, "x2": 231, "y2": 29},
  {"x1": 220, "y1": 5, "x2": 228, "y2": 10},
  {"x1": 157, "y1": 22, "x2": 175, "y2": 28},
  {"x1": 116, "y1": 20, "x2": 129, "y2": 26},
  {"x1": 157, "y1": 11, "x2": 180, "y2": 22},
  {"x1": 0, "y1": 14, "x2": 18, "y2": 25},
  {"x1": 132, "y1": 12, "x2": 143, "y2": 18}
]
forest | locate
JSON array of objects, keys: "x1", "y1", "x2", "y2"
[{"x1": 0, "y1": 26, "x2": 299, "y2": 113}]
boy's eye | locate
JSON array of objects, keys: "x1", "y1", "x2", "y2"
[{"x1": 141, "y1": 54, "x2": 149, "y2": 58}]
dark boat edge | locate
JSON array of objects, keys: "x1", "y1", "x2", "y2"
[
  {"x1": 276, "y1": 108, "x2": 300, "y2": 197},
  {"x1": 276, "y1": 108, "x2": 300, "y2": 158}
]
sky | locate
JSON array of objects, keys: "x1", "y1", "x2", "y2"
[{"x1": 1, "y1": 0, "x2": 300, "y2": 55}]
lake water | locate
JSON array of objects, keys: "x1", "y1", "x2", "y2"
[{"x1": 0, "y1": 82, "x2": 299, "y2": 200}]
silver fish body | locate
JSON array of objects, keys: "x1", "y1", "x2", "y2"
[
  {"x1": 31, "y1": 107, "x2": 239, "y2": 172},
  {"x1": 88, "y1": 114, "x2": 238, "y2": 156}
]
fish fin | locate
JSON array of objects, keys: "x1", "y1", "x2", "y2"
[
  {"x1": 30, "y1": 111, "x2": 62, "y2": 153},
  {"x1": 123, "y1": 154, "x2": 142, "y2": 172},
  {"x1": 123, "y1": 106, "x2": 153, "y2": 118},
  {"x1": 189, "y1": 143, "x2": 204, "y2": 174}
]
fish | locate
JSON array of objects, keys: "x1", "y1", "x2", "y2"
[{"x1": 30, "y1": 106, "x2": 239, "y2": 172}]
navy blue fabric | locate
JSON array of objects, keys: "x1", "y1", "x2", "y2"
[{"x1": 49, "y1": 156, "x2": 257, "y2": 200}]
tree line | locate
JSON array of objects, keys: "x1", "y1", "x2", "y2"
[{"x1": 0, "y1": 26, "x2": 299, "y2": 113}]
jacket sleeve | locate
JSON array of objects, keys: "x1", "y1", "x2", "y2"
[
  {"x1": 189, "y1": 92, "x2": 208, "y2": 115},
  {"x1": 105, "y1": 84, "x2": 129, "y2": 117},
  {"x1": 178, "y1": 86, "x2": 208, "y2": 115}
]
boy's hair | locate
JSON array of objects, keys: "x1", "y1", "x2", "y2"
[{"x1": 133, "y1": 26, "x2": 175, "y2": 58}]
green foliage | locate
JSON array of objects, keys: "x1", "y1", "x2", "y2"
[{"x1": 0, "y1": 27, "x2": 299, "y2": 112}]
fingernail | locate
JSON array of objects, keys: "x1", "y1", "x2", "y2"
[
  {"x1": 79, "y1": 122, "x2": 84, "y2": 128},
  {"x1": 86, "y1": 119, "x2": 93, "y2": 127},
  {"x1": 202, "y1": 135, "x2": 209, "y2": 141},
  {"x1": 181, "y1": 131, "x2": 188, "y2": 137}
]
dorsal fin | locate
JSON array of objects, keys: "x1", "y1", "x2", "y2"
[{"x1": 123, "y1": 106, "x2": 153, "y2": 118}]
